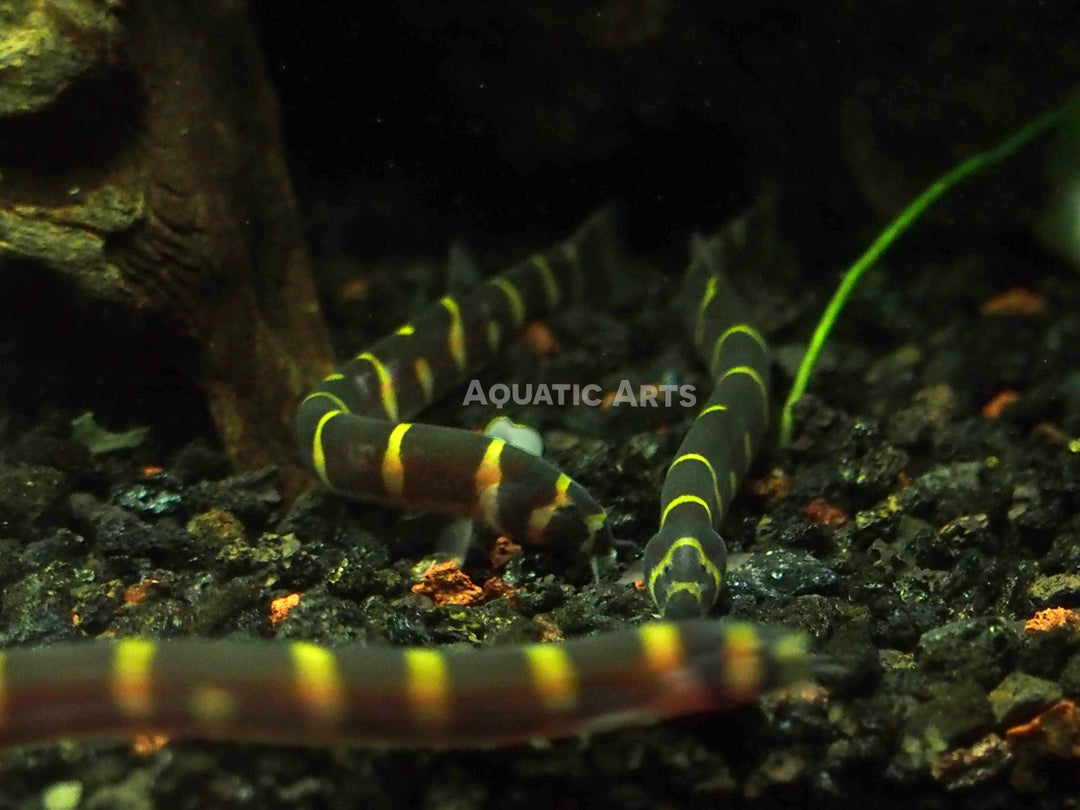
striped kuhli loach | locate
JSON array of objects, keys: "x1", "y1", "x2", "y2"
[
  {"x1": 0, "y1": 202, "x2": 806, "y2": 751},
  {"x1": 642, "y1": 215, "x2": 773, "y2": 618},
  {"x1": 0, "y1": 621, "x2": 808, "y2": 749}
]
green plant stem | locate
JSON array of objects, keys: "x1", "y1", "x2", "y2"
[{"x1": 779, "y1": 94, "x2": 1080, "y2": 446}]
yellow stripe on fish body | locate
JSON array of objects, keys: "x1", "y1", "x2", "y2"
[
  {"x1": 532, "y1": 255, "x2": 561, "y2": 310},
  {"x1": 310, "y1": 409, "x2": 341, "y2": 488},
  {"x1": 695, "y1": 275, "x2": 719, "y2": 346},
  {"x1": 524, "y1": 644, "x2": 578, "y2": 714},
  {"x1": 474, "y1": 437, "x2": 507, "y2": 532},
  {"x1": 526, "y1": 474, "x2": 574, "y2": 542},
  {"x1": 355, "y1": 352, "x2": 399, "y2": 422},
  {"x1": 382, "y1": 423, "x2": 410, "y2": 499},
  {"x1": 710, "y1": 324, "x2": 768, "y2": 374},
  {"x1": 414, "y1": 358, "x2": 435, "y2": 402},
  {"x1": 112, "y1": 639, "x2": 155, "y2": 719},
  {"x1": 290, "y1": 642, "x2": 345, "y2": 725},
  {"x1": 405, "y1": 649, "x2": 452, "y2": 728},
  {"x1": 668, "y1": 453, "x2": 723, "y2": 515},
  {"x1": 440, "y1": 297, "x2": 468, "y2": 372},
  {"x1": 637, "y1": 621, "x2": 684, "y2": 676},
  {"x1": 489, "y1": 277, "x2": 525, "y2": 329},
  {"x1": 720, "y1": 623, "x2": 764, "y2": 700}
]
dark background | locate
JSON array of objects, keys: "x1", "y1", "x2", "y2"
[{"x1": 248, "y1": 1, "x2": 1078, "y2": 271}]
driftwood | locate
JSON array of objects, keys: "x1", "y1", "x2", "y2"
[{"x1": 0, "y1": 0, "x2": 333, "y2": 492}]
